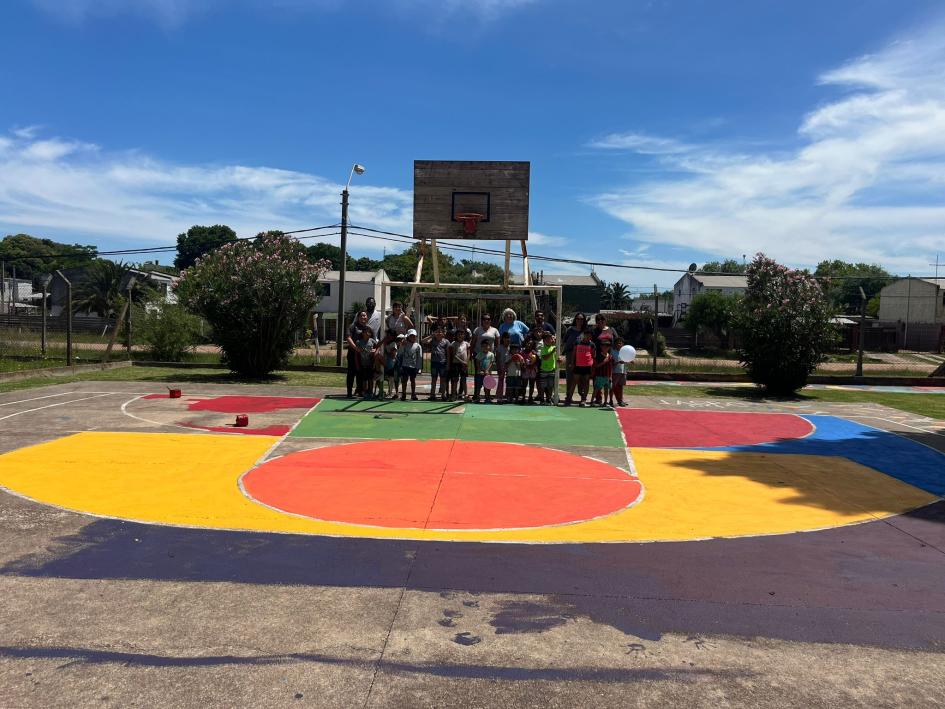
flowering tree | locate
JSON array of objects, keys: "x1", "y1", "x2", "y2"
[
  {"x1": 176, "y1": 232, "x2": 330, "y2": 377},
  {"x1": 737, "y1": 254, "x2": 836, "y2": 395}
]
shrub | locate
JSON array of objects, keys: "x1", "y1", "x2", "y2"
[
  {"x1": 176, "y1": 232, "x2": 330, "y2": 376},
  {"x1": 137, "y1": 303, "x2": 203, "y2": 361},
  {"x1": 737, "y1": 254, "x2": 836, "y2": 395},
  {"x1": 684, "y1": 291, "x2": 742, "y2": 349}
]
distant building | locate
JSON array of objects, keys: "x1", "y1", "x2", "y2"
[
  {"x1": 0, "y1": 277, "x2": 37, "y2": 314},
  {"x1": 878, "y1": 277, "x2": 945, "y2": 324},
  {"x1": 315, "y1": 269, "x2": 391, "y2": 339},
  {"x1": 513, "y1": 272, "x2": 604, "y2": 313},
  {"x1": 673, "y1": 273, "x2": 748, "y2": 324},
  {"x1": 878, "y1": 277, "x2": 945, "y2": 351}
]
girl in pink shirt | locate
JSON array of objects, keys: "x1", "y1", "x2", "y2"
[{"x1": 567, "y1": 329, "x2": 595, "y2": 407}]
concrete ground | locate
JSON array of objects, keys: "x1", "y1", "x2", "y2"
[{"x1": 1, "y1": 381, "x2": 944, "y2": 708}]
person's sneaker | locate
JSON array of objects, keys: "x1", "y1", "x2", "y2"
[
  {"x1": 579, "y1": 401, "x2": 587, "y2": 408},
  {"x1": 428, "y1": 395, "x2": 437, "y2": 401},
  {"x1": 400, "y1": 394, "x2": 406, "y2": 401},
  {"x1": 411, "y1": 394, "x2": 419, "y2": 401}
]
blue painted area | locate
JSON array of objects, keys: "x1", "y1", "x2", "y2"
[{"x1": 699, "y1": 415, "x2": 945, "y2": 496}]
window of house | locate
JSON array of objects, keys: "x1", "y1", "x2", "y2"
[{"x1": 322, "y1": 283, "x2": 331, "y2": 297}]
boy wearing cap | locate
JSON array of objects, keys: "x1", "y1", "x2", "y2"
[
  {"x1": 423, "y1": 327, "x2": 450, "y2": 401},
  {"x1": 400, "y1": 329, "x2": 422, "y2": 401}
]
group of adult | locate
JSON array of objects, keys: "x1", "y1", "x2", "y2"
[
  {"x1": 343, "y1": 300, "x2": 617, "y2": 400},
  {"x1": 345, "y1": 297, "x2": 414, "y2": 397}
]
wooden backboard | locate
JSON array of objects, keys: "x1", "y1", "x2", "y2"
[{"x1": 413, "y1": 160, "x2": 530, "y2": 241}]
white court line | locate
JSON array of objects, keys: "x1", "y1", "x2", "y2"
[
  {"x1": 0, "y1": 393, "x2": 115, "y2": 422},
  {"x1": 0, "y1": 391, "x2": 92, "y2": 408}
]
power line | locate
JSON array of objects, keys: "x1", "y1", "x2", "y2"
[{"x1": 1, "y1": 221, "x2": 940, "y2": 281}]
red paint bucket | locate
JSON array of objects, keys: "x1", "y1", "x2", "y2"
[
  {"x1": 168, "y1": 389, "x2": 182, "y2": 399},
  {"x1": 234, "y1": 414, "x2": 249, "y2": 427}
]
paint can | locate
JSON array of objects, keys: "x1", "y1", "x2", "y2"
[
  {"x1": 168, "y1": 388, "x2": 182, "y2": 399},
  {"x1": 235, "y1": 414, "x2": 249, "y2": 427}
]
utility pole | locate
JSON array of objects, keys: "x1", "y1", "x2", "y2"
[
  {"x1": 856, "y1": 286, "x2": 866, "y2": 378},
  {"x1": 335, "y1": 163, "x2": 365, "y2": 366},
  {"x1": 931, "y1": 254, "x2": 941, "y2": 281}
]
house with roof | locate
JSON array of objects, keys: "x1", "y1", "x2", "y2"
[
  {"x1": 672, "y1": 272, "x2": 748, "y2": 324},
  {"x1": 513, "y1": 272, "x2": 604, "y2": 313},
  {"x1": 314, "y1": 269, "x2": 391, "y2": 340}
]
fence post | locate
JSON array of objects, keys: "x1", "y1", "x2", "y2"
[
  {"x1": 652, "y1": 284, "x2": 659, "y2": 373},
  {"x1": 126, "y1": 283, "x2": 134, "y2": 357},
  {"x1": 856, "y1": 286, "x2": 866, "y2": 378},
  {"x1": 56, "y1": 270, "x2": 73, "y2": 366},
  {"x1": 41, "y1": 280, "x2": 48, "y2": 357}
]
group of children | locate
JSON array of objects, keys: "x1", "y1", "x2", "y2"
[
  {"x1": 568, "y1": 330, "x2": 629, "y2": 408},
  {"x1": 349, "y1": 307, "x2": 630, "y2": 406},
  {"x1": 351, "y1": 325, "x2": 559, "y2": 404}
]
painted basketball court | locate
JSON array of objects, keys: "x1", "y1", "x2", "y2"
[
  {"x1": 1, "y1": 381, "x2": 944, "y2": 706},
  {"x1": 1, "y1": 387, "x2": 940, "y2": 544}
]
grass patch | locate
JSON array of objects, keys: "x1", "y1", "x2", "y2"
[
  {"x1": 624, "y1": 383, "x2": 945, "y2": 420},
  {"x1": 0, "y1": 366, "x2": 346, "y2": 394}
]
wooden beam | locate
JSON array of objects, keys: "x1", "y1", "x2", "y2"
[
  {"x1": 431, "y1": 239, "x2": 440, "y2": 286},
  {"x1": 503, "y1": 239, "x2": 511, "y2": 289},
  {"x1": 521, "y1": 240, "x2": 537, "y2": 312},
  {"x1": 408, "y1": 238, "x2": 426, "y2": 314}
]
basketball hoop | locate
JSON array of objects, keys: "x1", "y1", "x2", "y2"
[{"x1": 454, "y1": 212, "x2": 484, "y2": 236}]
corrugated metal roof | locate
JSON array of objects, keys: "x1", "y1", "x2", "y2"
[
  {"x1": 691, "y1": 274, "x2": 748, "y2": 288},
  {"x1": 512, "y1": 273, "x2": 601, "y2": 286}
]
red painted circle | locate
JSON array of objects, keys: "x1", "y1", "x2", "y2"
[
  {"x1": 617, "y1": 408, "x2": 814, "y2": 448},
  {"x1": 242, "y1": 440, "x2": 642, "y2": 530}
]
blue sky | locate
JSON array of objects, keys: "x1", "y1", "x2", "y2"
[{"x1": 2, "y1": 0, "x2": 944, "y2": 290}]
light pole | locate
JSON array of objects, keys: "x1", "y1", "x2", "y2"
[{"x1": 335, "y1": 163, "x2": 366, "y2": 366}]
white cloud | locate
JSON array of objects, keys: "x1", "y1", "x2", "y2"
[
  {"x1": 0, "y1": 129, "x2": 412, "y2": 250},
  {"x1": 587, "y1": 132, "x2": 694, "y2": 154},
  {"x1": 591, "y1": 23, "x2": 945, "y2": 275},
  {"x1": 527, "y1": 230, "x2": 568, "y2": 247}
]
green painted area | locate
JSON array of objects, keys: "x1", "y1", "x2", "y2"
[
  {"x1": 291, "y1": 398, "x2": 464, "y2": 440},
  {"x1": 291, "y1": 398, "x2": 624, "y2": 447}
]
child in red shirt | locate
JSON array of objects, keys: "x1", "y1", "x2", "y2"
[{"x1": 568, "y1": 329, "x2": 595, "y2": 407}]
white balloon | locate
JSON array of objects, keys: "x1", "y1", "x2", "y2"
[{"x1": 619, "y1": 345, "x2": 636, "y2": 363}]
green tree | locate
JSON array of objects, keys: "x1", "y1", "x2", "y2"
[
  {"x1": 177, "y1": 232, "x2": 331, "y2": 376},
  {"x1": 700, "y1": 259, "x2": 746, "y2": 274},
  {"x1": 0, "y1": 233, "x2": 96, "y2": 281},
  {"x1": 136, "y1": 302, "x2": 203, "y2": 361},
  {"x1": 174, "y1": 224, "x2": 237, "y2": 270},
  {"x1": 814, "y1": 260, "x2": 891, "y2": 313},
  {"x1": 684, "y1": 291, "x2": 741, "y2": 348},
  {"x1": 606, "y1": 282, "x2": 631, "y2": 309},
  {"x1": 73, "y1": 260, "x2": 153, "y2": 319},
  {"x1": 737, "y1": 254, "x2": 836, "y2": 395}
]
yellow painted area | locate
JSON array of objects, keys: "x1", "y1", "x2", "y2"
[{"x1": 0, "y1": 432, "x2": 936, "y2": 543}]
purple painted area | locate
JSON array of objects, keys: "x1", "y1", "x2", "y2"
[{"x1": 4, "y1": 504, "x2": 945, "y2": 650}]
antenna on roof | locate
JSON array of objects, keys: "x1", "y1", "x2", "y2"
[{"x1": 688, "y1": 263, "x2": 698, "y2": 273}]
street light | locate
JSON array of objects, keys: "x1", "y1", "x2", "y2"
[{"x1": 336, "y1": 162, "x2": 366, "y2": 366}]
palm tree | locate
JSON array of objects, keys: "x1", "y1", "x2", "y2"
[
  {"x1": 607, "y1": 282, "x2": 630, "y2": 309},
  {"x1": 73, "y1": 260, "x2": 152, "y2": 318}
]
